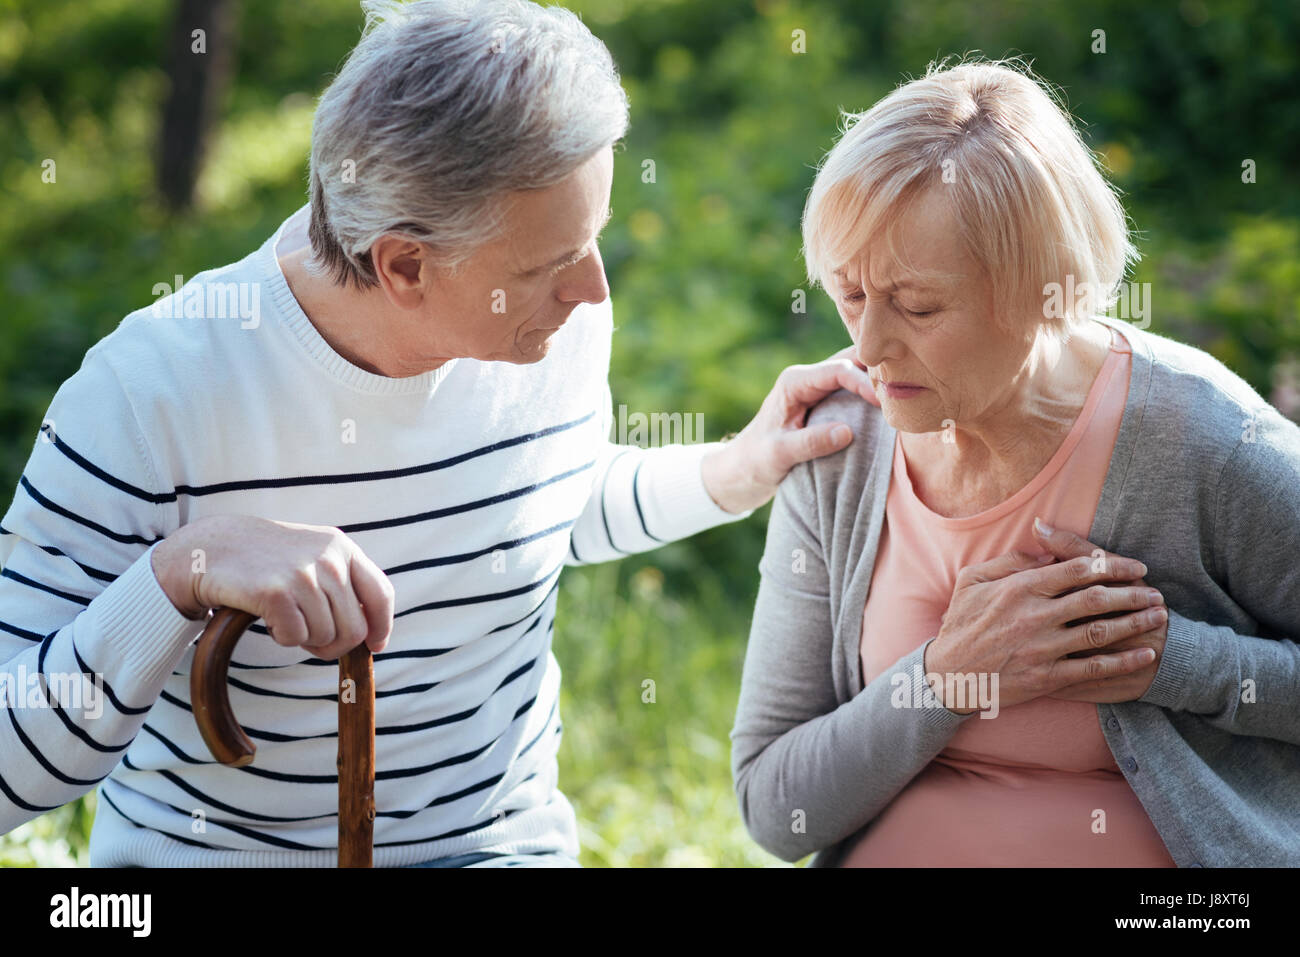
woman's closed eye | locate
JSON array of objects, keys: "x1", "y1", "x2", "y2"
[{"x1": 839, "y1": 288, "x2": 937, "y2": 317}]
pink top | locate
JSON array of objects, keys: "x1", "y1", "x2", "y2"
[{"x1": 840, "y1": 323, "x2": 1175, "y2": 867}]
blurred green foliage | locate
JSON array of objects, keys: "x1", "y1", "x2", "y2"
[{"x1": 0, "y1": 0, "x2": 1296, "y2": 866}]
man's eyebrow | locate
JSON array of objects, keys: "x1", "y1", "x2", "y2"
[{"x1": 521, "y1": 205, "x2": 614, "y2": 276}]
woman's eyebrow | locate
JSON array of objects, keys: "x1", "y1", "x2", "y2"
[{"x1": 837, "y1": 273, "x2": 930, "y2": 292}]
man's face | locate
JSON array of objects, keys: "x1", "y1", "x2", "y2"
[{"x1": 420, "y1": 146, "x2": 614, "y2": 364}]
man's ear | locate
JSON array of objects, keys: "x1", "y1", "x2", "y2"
[{"x1": 370, "y1": 235, "x2": 427, "y2": 308}]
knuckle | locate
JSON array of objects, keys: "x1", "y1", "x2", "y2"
[
  {"x1": 1085, "y1": 656, "x2": 1108, "y2": 678},
  {"x1": 1067, "y1": 556, "x2": 1092, "y2": 583},
  {"x1": 1085, "y1": 584, "x2": 1110, "y2": 612},
  {"x1": 1086, "y1": 618, "x2": 1109, "y2": 648},
  {"x1": 317, "y1": 558, "x2": 348, "y2": 587},
  {"x1": 289, "y1": 565, "x2": 317, "y2": 591},
  {"x1": 266, "y1": 608, "x2": 299, "y2": 646}
]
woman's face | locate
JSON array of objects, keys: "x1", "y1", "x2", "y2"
[{"x1": 830, "y1": 188, "x2": 1040, "y2": 437}]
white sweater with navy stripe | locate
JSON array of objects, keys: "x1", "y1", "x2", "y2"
[{"x1": 0, "y1": 204, "x2": 748, "y2": 866}]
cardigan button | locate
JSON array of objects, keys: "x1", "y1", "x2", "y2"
[
  {"x1": 1107, "y1": 717, "x2": 1120, "y2": 731},
  {"x1": 1189, "y1": 862, "x2": 1203, "y2": 867},
  {"x1": 1123, "y1": 756, "x2": 1139, "y2": 773}
]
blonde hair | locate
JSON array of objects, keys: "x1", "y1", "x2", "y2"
[{"x1": 802, "y1": 56, "x2": 1138, "y2": 339}]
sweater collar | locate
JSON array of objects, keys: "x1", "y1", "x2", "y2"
[{"x1": 258, "y1": 204, "x2": 459, "y2": 397}]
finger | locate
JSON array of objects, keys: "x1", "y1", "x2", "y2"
[
  {"x1": 1048, "y1": 664, "x2": 1158, "y2": 703},
  {"x1": 830, "y1": 344, "x2": 868, "y2": 371},
  {"x1": 1026, "y1": 553, "x2": 1151, "y2": 597},
  {"x1": 265, "y1": 599, "x2": 309, "y2": 649},
  {"x1": 320, "y1": 561, "x2": 369, "y2": 653},
  {"x1": 1066, "y1": 629, "x2": 1154, "y2": 657},
  {"x1": 782, "y1": 357, "x2": 876, "y2": 406},
  {"x1": 1056, "y1": 584, "x2": 1165, "y2": 630},
  {"x1": 962, "y1": 549, "x2": 1055, "y2": 584},
  {"x1": 1052, "y1": 645, "x2": 1157, "y2": 687},
  {"x1": 306, "y1": 633, "x2": 356, "y2": 662},
  {"x1": 292, "y1": 569, "x2": 336, "y2": 649},
  {"x1": 349, "y1": 551, "x2": 395, "y2": 653},
  {"x1": 1030, "y1": 518, "x2": 1148, "y2": 581},
  {"x1": 1054, "y1": 604, "x2": 1168, "y2": 659},
  {"x1": 770, "y1": 421, "x2": 854, "y2": 469}
]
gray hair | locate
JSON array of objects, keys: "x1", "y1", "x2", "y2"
[{"x1": 306, "y1": 0, "x2": 629, "y2": 288}]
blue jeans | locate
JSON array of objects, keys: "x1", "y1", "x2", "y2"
[{"x1": 404, "y1": 850, "x2": 581, "y2": 867}]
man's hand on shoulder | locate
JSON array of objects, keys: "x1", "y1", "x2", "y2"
[{"x1": 700, "y1": 345, "x2": 876, "y2": 514}]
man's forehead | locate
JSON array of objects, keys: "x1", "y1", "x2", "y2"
[{"x1": 505, "y1": 199, "x2": 613, "y2": 274}]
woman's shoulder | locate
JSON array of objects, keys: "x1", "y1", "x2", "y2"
[
  {"x1": 1130, "y1": 324, "x2": 1291, "y2": 434},
  {"x1": 806, "y1": 386, "x2": 888, "y2": 452},
  {"x1": 785, "y1": 387, "x2": 891, "y2": 511},
  {"x1": 1133, "y1": 324, "x2": 1267, "y2": 412},
  {"x1": 1119, "y1": 321, "x2": 1300, "y2": 486}
]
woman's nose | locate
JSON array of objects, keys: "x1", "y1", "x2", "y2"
[{"x1": 852, "y1": 298, "x2": 896, "y2": 368}]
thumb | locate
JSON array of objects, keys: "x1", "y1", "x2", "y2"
[{"x1": 1031, "y1": 516, "x2": 1097, "y2": 559}]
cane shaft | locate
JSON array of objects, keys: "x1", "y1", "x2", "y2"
[{"x1": 338, "y1": 643, "x2": 375, "y2": 868}]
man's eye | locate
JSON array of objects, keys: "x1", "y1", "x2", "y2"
[{"x1": 552, "y1": 253, "x2": 585, "y2": 275}]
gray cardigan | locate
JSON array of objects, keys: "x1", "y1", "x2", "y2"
[{"x1": 730, "y1": 315, "x2": 1300, "y2": 867}]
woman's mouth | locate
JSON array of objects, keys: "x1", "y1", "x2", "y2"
[{"x1": 880, "y1": 382, "x2": 928, "y2": 399}]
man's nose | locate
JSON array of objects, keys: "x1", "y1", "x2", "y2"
[{"x1": 557, "y1": 245, "x2": 609, "y2": 305}]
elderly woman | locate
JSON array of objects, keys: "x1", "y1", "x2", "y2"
[{"x1": 731, "y1": 59, "x2": 1300, "y2": 867}]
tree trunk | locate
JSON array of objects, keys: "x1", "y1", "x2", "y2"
[{"x1": 158, "y1": 0, "x2": 237, "y2": 211}]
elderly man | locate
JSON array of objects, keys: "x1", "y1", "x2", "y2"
[{"x1": 0, "y1": 0, "x2": 871, "y2": 866}]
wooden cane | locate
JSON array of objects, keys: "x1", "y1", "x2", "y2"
[{"x1": 190, "y1": 606, "x2": 375, "y2": 867}]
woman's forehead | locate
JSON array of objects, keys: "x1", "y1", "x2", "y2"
[{"x1": 836, "y1": 193, "x2": 976, "y2": 288}]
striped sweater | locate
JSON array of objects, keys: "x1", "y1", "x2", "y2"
[{"x1": 0, "y1": 204, "x2": 747, "y2": 866}]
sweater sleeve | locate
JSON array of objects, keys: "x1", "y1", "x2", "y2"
[
  {"x1": 1137, "y1": 404, "x2": 1300, "y2": 746},
  {"x1": 729, "y1": 457, "x2": 973, "y2": 863},
  {"x1": 564, "y1": 379, "x2": 753, "y2": 565},
  {"x1": 0, "y1": 349, "x2": 207, "y2": 835}
]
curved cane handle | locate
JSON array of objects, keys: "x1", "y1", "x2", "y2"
[
  {"x1": 189, "y1": 605, "x2": 375, "y2": 867},
  {"x1": 190, "y1": 607, "x2": 259, "y2": 767}
]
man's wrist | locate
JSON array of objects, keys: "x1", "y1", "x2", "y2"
[
  {"x1": 151, "y1": 530, "x2": 207, "y2": 620},
  {"x1": 700, "y1": 436, "x2": 768, "y2": 515}
]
